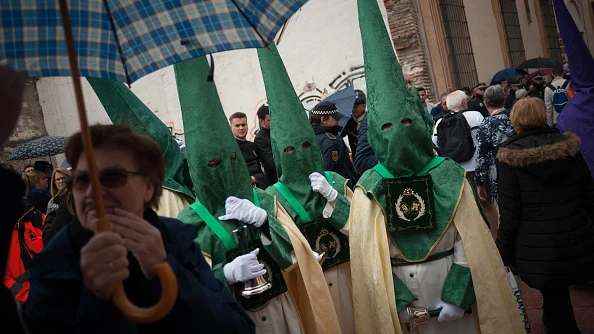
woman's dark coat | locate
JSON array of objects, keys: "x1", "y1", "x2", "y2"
[
  {"x1": 41, "y1": 194, "x2": 74, "y2": 245},
  {"x1": 26, "y1": 191, "x2": 50, "y2": 214},
  {"x1": 496, "y1": 128, "x2": 594, "y2": 289},
  {"x1": 25, "y1": 210, "x2": 255, "y2": 333}
]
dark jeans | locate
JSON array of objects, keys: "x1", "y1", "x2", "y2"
[{"x1": 540, "y1": 286, "x2": 580, "y2": 334}]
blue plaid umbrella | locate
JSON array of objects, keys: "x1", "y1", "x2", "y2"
[
  {"x1": 1, "y1": 0, "x2": 307, "y2": 84},
  {"x1": 9, "y1": 136, "x2": 68, "y2": 161}
]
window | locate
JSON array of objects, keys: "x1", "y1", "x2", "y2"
[
  {"x1": 439, "y1": 0, "x2": 478, "y2": 89},
  {"x1": 500, "y1": 0, "x2": 527, "y2": 67},
  {"x1": 540, "y1": 0, "x2": 563, "y2": 62}
]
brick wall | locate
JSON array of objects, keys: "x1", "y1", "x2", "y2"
[{"x1": 383, "y1": 0, "x2": 436, "y2": 102}]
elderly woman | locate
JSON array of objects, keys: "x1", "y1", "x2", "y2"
[
  {"x1": 475, "y1": 86, "x2": 515, "y2": 230},
  {"x1": 25, "y1": 170, "x2": 50, "y2": 213},
  {"x1": 496, "y1": 98, "x2": 594, "y2": 334},
  {"x1": 25, "y1": 124, "x2": 254, "y2": 333},
  {"x1": 46, "y1": 167, "x2": 71, "y2": 214}
]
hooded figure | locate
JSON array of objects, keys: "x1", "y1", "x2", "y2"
[
  {"x1": 247, "y1": 43, "x2": 353, "y2": 334},
  {"x1": 87, "y1": 77, "x2": 194, "y2": 218},
  {"x1": 173, "y1": 56, "x2": 305, "y2": 334},
  {"x1": 349, "y1": 1, "x2": 525, "y2": 334},
  {"x1": 554, "y1": 0, "x2": 594, "y2": 177}
]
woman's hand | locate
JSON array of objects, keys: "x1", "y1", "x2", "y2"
[
  {"x1": 80, "y1": 232, "x2": 130, "y2": 301},
  {"x1": 108, "y1": 208, "x2": 167, "y2": 279}
]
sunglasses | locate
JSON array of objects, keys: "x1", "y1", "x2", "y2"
[{"x1": 72, "y1": 167, "x2": 143, "y2": 192}]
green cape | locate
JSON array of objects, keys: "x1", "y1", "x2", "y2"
[
  {"x1": 257, "y1": 44, "x2": 327, "y2": 217},
  {"x1": 87, "y1": 77, "x2": 195, "y2": 200},
  {"x1": 356, "y1": 0, "x2": 465, "y2": 260}
]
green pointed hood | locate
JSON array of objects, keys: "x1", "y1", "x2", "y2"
[
  {"x1": 173, "y1": 56, "x2": 253, "y2": 216},
  {"x1": 358, "y1": 0, "x2": 434, "y2": 177},
  {"x1": 87, "y1": 77, "x2": 195, "y2": 200},
  {"x1": 257, "y1": 44, "x2": 327, "y2": 215}
]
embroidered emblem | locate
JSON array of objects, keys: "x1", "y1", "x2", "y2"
[
  {"x1": 395, "y1": 188, "x2": 426, "y2": 222},
  {"x1": 315, "y1": 228, "x2": 342, "y2": 259},
  {"x1": 332, "y1": 151, "x2": 339, "y2": 161}
]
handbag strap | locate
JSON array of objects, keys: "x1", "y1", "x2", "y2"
[
  {"x1": 273, "y1": 172, "x2": 333, "y2": 224},
  {"x1": 374, "y1": 156, "x2": 446, "y2": 178},
  {"x1": 190, "y1": 200, "x2": 236, "y2": 251}
]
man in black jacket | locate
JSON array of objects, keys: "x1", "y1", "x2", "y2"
[
  {"x1": 310, "y1": 101, "x2": 359, "y2": 183},
  {"x1": 253, "y1": 105, "x2": 277, "y2": 185},
  {"x1": 229, "y1": 112, "x2": 269, "y2": 189}
]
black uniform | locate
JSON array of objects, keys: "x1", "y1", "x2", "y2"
[
  {"x1": 313, "y1": 125, "x2": 359, "y2": 183},
  {"x1": 468, "y1": 95, "x2": 489, "y2": 117},
  {"x1": 236, "y1": 139, "x2": 269, "y2": 189},
  {"x1": 253, "y1": 127, "x2": 278, "y2": 185},
  {"x1": 529, "y1": 84, "x2": 546, "y2": 100},
  {"x1": 341, "y1": 116, "x2": 359, "y2": 159}
]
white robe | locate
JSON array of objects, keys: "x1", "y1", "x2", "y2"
[
  {"x1": 325, "y1": 263, "x2": 355, "y2": 334},
  {"x1": 247, "y1": 292, "x2": 304, "y2": 334},
  {"x1": 390, "y1": 225, "x2": 477, "y2": 334}
]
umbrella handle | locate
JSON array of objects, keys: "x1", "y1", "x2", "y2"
[
  {"x1": 97, "y1": 218, "x2": 179, "y2": 323},
  {"x1": 58, "y1": 0, "x2": 178, "y2": 324}
]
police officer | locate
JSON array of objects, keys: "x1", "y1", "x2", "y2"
[
  {"x1": 310, "y1": 101, "x2": 359, "y2": 183},
  {"x1": 468, "y1": 83, "x2": 489, "y2": 117}
]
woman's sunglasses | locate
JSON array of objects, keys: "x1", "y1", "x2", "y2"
[{"x1": 72, "y1": 167, "x2": 143, "y2": 192}]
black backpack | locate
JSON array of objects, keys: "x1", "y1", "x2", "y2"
[{"x1": 436, "y1": 111, "x2": 478, "y2": 163}]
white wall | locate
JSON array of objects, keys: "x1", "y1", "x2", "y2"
[
  {"x1": 464, "y1": 0, "x2": 507, "y2": 83},
  {"x1": 38, "y1": 0, "x2": 390, "y2": 143},
  {"x1": 516, "y1": 0, "x2": 546, "y2": 59}
]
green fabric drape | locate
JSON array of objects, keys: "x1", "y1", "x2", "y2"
[
  {"x1": 356, "y1": 0, "x2": 466, "y2": 260},
  {"x1": 357, "y1": 0, "x2": 434, "y2": 178},
  {"x1": 87, "y1": 77, "x2": 194, "y2": 200},
  {"x1": 257, "y1": 43, "x2": 327, "y2": 217},
  {"x1": 173, "y1": 56, "x2": 253, "y2": 215}
]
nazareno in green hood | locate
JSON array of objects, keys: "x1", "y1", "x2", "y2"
[
  {"x1": 87, "y1": 77, "x2": 195, "y2": 200},
  {"x1": 174, "y1": 56, "x2": 253, "y2": 216},
  {"x1": 257, "y1": 43, "x2": 327, "y2": 215},
  {"x1": 358, "y1": 0, "x2": 434, "y2": 178}
]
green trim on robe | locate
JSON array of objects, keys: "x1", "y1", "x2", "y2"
[
  {"x1": 357, "y1": 158, "x2": 465, "y2": 261},
  {"x1": 441, "y1": 263, "x2": 476, "y2": 311},
  {"x1": 263, "y1": 171, "x2": 351, "y2": 228},
  {"x1": 176, "y1": 205, "x2": 295, "y2": 285},
  {"x1": 392, "y1": 274, "x2": 417, "y2": 313}
]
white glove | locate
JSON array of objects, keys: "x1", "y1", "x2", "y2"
[
  {"x1": 398, "y1": 308, "x2": 410, "y2": 323},
  {"x1": 218, "y1": 196, "x2": 267, "y2": 227},
  {"x1": 312, "y1": 250, "x2": 324, "y2": 262},
  {"x1": 223, "y1": 248, "x2": 266, "y2": 284},
  {"x1": 309, "y1": 172, "x2": 338, "y2": 202},
  {"x1": 436, "y1": 301, "x2": 465, "y2": 322}
]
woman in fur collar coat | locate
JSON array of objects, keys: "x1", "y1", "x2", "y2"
[{"x1": 496, "y1": 97, "x2": 594, "y2": 334}]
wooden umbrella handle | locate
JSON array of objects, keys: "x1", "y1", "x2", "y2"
[{"x1": 59, "y1": 0, "x2": 178, "y2": 323}]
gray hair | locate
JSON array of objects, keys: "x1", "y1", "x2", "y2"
[
  {"x1": 484, "y1": 85, "x2": 505, "y2": 108},
  {"x1": 445, "y1": 90, "x2": 467, "y2": 109},
  {"x1": 515, "y1": 89, "x2": 528, "y2": 99}
]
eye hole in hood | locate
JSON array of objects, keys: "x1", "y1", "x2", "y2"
[
  {"x1": 208, "y1": 158, "x2": 222, "y2": 168},
  {"x1": 302, "y1": 142, "x2": 311, "y2": 150},
  {"x1": 381, "y1": 123, "x2": 392, "y2": 131},
  {"x1": 284, "y1": 146, "x2": 295, "y2": 153}
]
